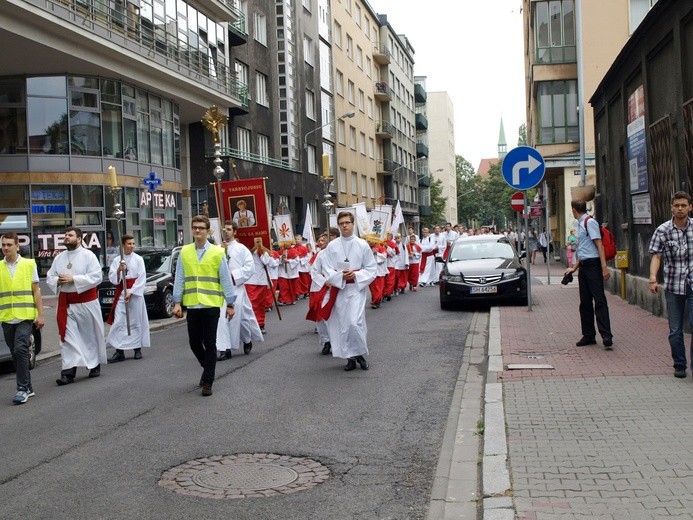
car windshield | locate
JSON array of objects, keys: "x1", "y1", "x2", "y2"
[
  {"x1": 449, "y1": 241, "x2": 515, "y2": 262},
  {"x1": 141, "y1": 252, "x2": 172, "y2": 273}
]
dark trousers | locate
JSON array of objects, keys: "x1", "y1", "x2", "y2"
[
  {"x1": 577, "y1": 258, "x2": 612, "y2": 340},
  {"x1": 186, "y1": 307, "x2": 220, "y2": 386},
  {"x1": 2, "y1": 320, "x2": 33, "y2": 390}
]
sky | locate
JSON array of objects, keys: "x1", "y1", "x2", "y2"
[{"x1": 367, "y1": 0, "x2": 527, "y2": 170}]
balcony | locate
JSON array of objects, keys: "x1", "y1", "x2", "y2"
[
  {"x1": 377, "y1": 159, "x2": 398, "y2": 175},
  {"x1": 228, "y1": 5, "x2": 248, "y2": 46},
  {"x1": 374, "y1": 82, "x2": 393, "y2": 101},
  {"x1": 414, "y1": 83, "x2": 427, "y2": 103},
  {"x1": 17, "y1": 0, "x2": 249, "y2": 110},
  {"x1": 418, "y1": 174, "x2": 430, "y2": 188},
  {"x1": 375, "y1": 120, "x2": 394, "y2": 139},
  {"x1": 416, "y1": 141, "x2": 428, "y2": 158},
  {"x1": 191, "y1": 0, "x2": 244, "y2": 24},
  {"x1": 372, "y1": 42, "x2": 392, "y2": 64},
  {"x1": 415, "y1": 113, "x2": 428, "y2": 130}
]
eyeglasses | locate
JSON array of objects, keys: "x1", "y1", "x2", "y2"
[
  {"x1": 338, "y1": 221, "x2": 352, "y2": 226},
  {"x1": 192, "y1": 226, "x2": 207, "y2": 231}
]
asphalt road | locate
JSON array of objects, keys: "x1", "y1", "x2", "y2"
[{"x1": 0, "y1": 287, "x2": 472, "y2": 519}]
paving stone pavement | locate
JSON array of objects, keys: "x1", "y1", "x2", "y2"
[{"x1": 497, "y1": 265, "x2": 693, "y2": 519}]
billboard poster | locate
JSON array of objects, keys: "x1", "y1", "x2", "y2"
[{"x1": 627, "y1": 85, "x2": 648, "y2": 195}]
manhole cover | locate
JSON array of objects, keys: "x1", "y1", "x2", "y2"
[{"x1": 159, "y1": 453, "x2": 330, "y2": 499}]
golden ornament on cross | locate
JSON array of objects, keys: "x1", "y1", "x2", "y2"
[{"x1": 201, "y1": 105, "x2": 228, "y2": 144}]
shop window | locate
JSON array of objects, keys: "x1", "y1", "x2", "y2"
[
  {"x1": 0, "y1": 213, "x2": 29, "y2": 231},
  {"x1": 73, "y1": 185, "x2": 104, "y2": 207}
]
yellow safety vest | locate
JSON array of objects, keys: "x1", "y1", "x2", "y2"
[
  {"x1": 0, "y1": 258, "x2": 38, "y2": 322},
  {"x1": 180, "y1": 244, "x2": 225, "y2": 307}
]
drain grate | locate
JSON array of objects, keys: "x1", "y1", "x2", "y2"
[{"x1": 159, "y1": 453, "x2": 330, "y2": 499}]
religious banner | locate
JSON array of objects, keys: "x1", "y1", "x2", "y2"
[
  {"x1": 363, "y1": 208, "x2": 390, "y2": 244},
  {"x1": 389, "y1": 200, "x2": 404, "y2": 236},
  {"x1": 273, "y1": 214, "x2": 295, "y2": 248},
  {"x1": 219, "y1": 178, "x2": 271, "y2": 249},
  {"x1": 374, "y1": 204, "x2": 393, "y2": 236},
  {"x1": 302, "y1": 204, "x2": 316, "y2": 251},
  {"x1": 353, "y1": 202, "x2": 370, "y2": 237}
]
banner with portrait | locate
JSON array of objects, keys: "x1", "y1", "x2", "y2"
[{"x1": 219, "y1": 178, "x2": 271, "y2": 249}]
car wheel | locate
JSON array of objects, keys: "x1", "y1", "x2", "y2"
[
  {"x1": 28, "y1": 330, "x2": 37, "y2": 370},
  {"x1": 160, "y1": 289, "x2": 174, "y2": 319}
]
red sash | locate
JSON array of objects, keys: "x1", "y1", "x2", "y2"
[
  {"x1": 308, "y1": 269, "x2": 360, "y2": 321},
  {"x1": 57, "y1": 287, "x2": 98, "y2": 342},
  {"x1": 106, "y1": 277, "x2": 136, "y2": 325},
  {"x1": 306, "y1": 285, "x2": 330, "y2": 322},
  {"x1": 420, "y1": 251, "x2": 435, "y2": 270}
]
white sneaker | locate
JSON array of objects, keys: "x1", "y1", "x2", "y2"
[{"x1": 13, "y1": 386, "x2": 35, "y2": 405}]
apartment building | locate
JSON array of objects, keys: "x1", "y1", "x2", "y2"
[
  {"x1": 0, "y1": 0, "x2": 247, "y2": 275},
  {"x1": 426, "y1": 91, "x2": 457, "y2": 224},
  {"x1": 522, "y1": 0, "x2": 637, "y2": 245}
]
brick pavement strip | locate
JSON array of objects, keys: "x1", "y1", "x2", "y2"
[{"x1": 497, "y1": 279, "x2": 693, "y2": 519}]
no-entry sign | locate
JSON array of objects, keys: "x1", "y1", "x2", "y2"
[{"x1": 510, "y1": 192, "x2": 525, "y2": 212}]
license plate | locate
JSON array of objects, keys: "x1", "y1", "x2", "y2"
[
  {"x1": 102, "y1": 297, "x2": 114, "y2": 304},
  {"x1": 470, "y1": 286, "x2": 497, "y2": 294}
]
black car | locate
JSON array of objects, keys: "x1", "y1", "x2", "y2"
[
  {"x1": 439, "y1": 235, "x2": 528, "y2": 309},
  {"x1": 98, "y1": 247, "x2": 181, "y2": 319},
  {"x1": 0, "y1": 325, "x2": 42, "y2": 369}
]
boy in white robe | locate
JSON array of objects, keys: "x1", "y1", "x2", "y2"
[
  {"x1": 47, "y1": 226, "x2": 106, "y2": 385},
  {"x1": 106, "y1": 234, "x2": 150, "y2": 362},
  {"x1": 319, "y1": 211, "x2": 376, "y2": 371}
]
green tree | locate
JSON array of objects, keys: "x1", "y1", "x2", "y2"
[
  {"x1": 517, "y1": 123, "x2": 527, "y2": 146},
  {"x1": 421, "y1": 177, "x2": 446, "y2": 229}
]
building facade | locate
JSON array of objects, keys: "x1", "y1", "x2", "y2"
[
  {"x1": 426, "y1": 91, "x2": 457, "y2": 224},
  {"x1": 0, "y1": 0, "x2": 248, "y2": 274}
]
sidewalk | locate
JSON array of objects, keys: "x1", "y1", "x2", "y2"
[
  {"x1": 36, "y1": 296, "x2": 180, "y2": 363},
  {"x1": 484, "y1": 262, "x2": 693, "y2": 519}
]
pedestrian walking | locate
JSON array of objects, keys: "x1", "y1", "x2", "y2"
[
  {"x1": 0, "y1": 233, "x2": 44, "y2": 404},
  {"x1": 172, "y1": 216, "x2": 236, "y2": 396},
  {"x1": 106, "y1": 234, "x2": 150, "y2": 362},
  {"x1": 563, "y1": 200, "x2": 613, "y2": 349},
  {"x1": 648, "y1": 191, "x2": 693, "y2": 378},
  {"x1": 317, "y1": 211, "x2": 376, "y2": 371},
  {"x1": 47, "y1": 226, "x2": 107, "y2": 385}
]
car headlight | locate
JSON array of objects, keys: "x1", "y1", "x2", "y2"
[
  {"x1": 441, "y1": 273, "x2": 463, "y2": 283},
  {"x1": 504, "y1": 271, "x2": 519, "y2": 280},
  {"x1": 143, "y1": 285, "x2": 158, "y2": 295}
]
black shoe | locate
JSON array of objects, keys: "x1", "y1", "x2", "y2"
[
  {"x1": 134, "y1": 348, "x2": 143, "y2": 360},
  {"x1": 674, "y1": 367, "x2": 687, "y2": 378},
  {"x1": 356, "y1": 355, "x2": 369, "y2": 370},
  {"x1": 385, "y1": 295, "x2": 391, "y2": 302},
  {"x1": 243, "y1": 342, "x2": 252, "y2": 355},
  {"x1": 321, "y1": 342, "x2": 332, "y2": 355},
  {"x1": 575, "y1": 337, "x2": 597, "y2": 347},
  {"x1": 603, "y1": 338, "x2": 613, "y2": 349},
  {"x1": 201, "y1": 384, "x2": 213, "y2": 396},
  {"x1": 260, "y1": 327, "x2": 267, "y2": 335},
  {"x1": 56, "y1": 375, "x2": 74, "y2": 386},
  {"x1": 109, "y1": 350, "x2": 125, "y2": 363},
  {"x1": 88, "y1": 365, "x2": 101, "y2": 378},
  {"x1": 344, "y1": 358, "x2": 357, "y2": 371},
  {"x1": 217, "y1": 350, "x2": 232, "y2": 361}
]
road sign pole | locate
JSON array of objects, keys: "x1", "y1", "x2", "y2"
[{"x1": 525, "y1": 191, "x2": 532, "y2": 311}]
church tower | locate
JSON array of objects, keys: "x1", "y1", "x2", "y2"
[{"x1": 498, "y1": 118, "x2": 507, "y2": 159}]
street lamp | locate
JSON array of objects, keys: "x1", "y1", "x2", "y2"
[{"x1": 303, "y1": 111, "x2": 355, "y2": 150}]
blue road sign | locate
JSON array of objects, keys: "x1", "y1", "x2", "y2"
[
  {"x1": 143, "y1": 171, "x2": 162, "y2": 192},
  {"x1": 501, "y1": 146, "x2": 545, "y2": 190}
]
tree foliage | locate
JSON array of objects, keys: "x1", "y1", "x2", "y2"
[
  {"x1": 420, "y1": 177, "x2": 447, "y2": 229},
  {"x1": 517, "y1": 123, "x2": 527, "y2": 146}
]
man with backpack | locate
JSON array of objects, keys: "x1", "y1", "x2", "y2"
[{"x1": 564, "y1": 200, "x2": 613, "y2": 350}]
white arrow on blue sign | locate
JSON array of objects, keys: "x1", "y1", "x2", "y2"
[{"x1": 501, "y1": 146, "x2": 545, "y2": 190}]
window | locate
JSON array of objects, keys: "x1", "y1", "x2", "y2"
[
  {"x1": 349, "y1": 126, "x2": 356, "y2": 150},
  {"x1": 235, "y1": 61, "x2": 249, "y2": 96},
  {"x1": 361, "y1": 175, "x2": 367, "y2": 195},
  {"x1": 351, "y1": 171, "x2": 357, "y2": 195},
  {"x1": 307, "y1": 144, "x2": 317, "y2": 174},
  {"x1": 254, "y1": 13, "x2": 267, "y2": 45},
  {"x1": 347, "y1": 80, "x2": 355, "y2": 105},
  {"x1": 358, "y1": 89, "x2": 365, "y2": 112},
  {"x1": 256, "y1": 72, "x2": 269, "y2": 106},
  {"x1": 339, "y1": 168, "x2": 347, "y2": 193},
  {"x1": 367, "y1": 97, "x2": 373, "y2": 118},
  {"x1": 534, "y1": 0, "x2": 575, "y2": 64},
  {"x1": 257, "y1": 134, "x2": 269, "y2": 157},
  {"x1": 537, "y1": 80, "x2": 578, "y2": 144},
  {"x1": 370, "y1": 178, "x2": 375, "y2": 198},
  {"x1": 346, "y1": 35, "x2": 353, "y2": 59},
  {"x1": 356, "y1": 46, "x2": 363, "y2": 69},
  {"x1": 302, "y1": 0, "x2": 311, "y2": 11},
  {"x1": 364, "y1": 17, "x2": 369, "y2": 39},
  {"x1": 366, "y1": 57, "x2": 372, "y2": 78},
  {"x1": 334, "y1": 21, "x2": 342, "y2": 47},
  {"x1": 355, "y1": 4, "x2": 362, "y2": 26},
  {"x1": 303, "y1": 35, "x2": 314, "y2": 66},
  {"x1": 345, "y1": 0, "x2": 351, "y2": 13},
  {"x1": 305, "y1": 90, "x2": 316, "y2": 120},
  {"x1": 368, "y1": 137, "x2": 374, "y2": 158},
  {"x1": 237, "y1": 127, "x2": 251, "y2": 153},
  {"x1": 338, "y1": 120, "x2": 346, "y2": 144},
  {"x1": 630, "y1": 0, "x2": 658, "y2": 33},
  {"x1": 336, "y1": 70, "x2": 344, "y2": 96},
  {"x1": 359, "y1": 132, "x2": 366, "y2": 155}
]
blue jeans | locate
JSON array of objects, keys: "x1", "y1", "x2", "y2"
[
  {"x1": 2, "y1": 320, "x2": 33, "y2": 390},
  {"x1": 664, "y1": 289, "x2": 693, "y2": 369}
]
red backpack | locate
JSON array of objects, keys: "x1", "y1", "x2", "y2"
[{"x1": 584, "y1": 216, "x2": 616, "y2": 261}]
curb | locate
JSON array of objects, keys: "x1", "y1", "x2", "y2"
[{"x1": 482, "y1": 306, "x2": 514, "y2": 519}]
